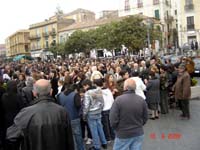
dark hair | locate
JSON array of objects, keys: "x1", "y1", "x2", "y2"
[
  {"x1": 93, "y1": 78, "x2": 104, "y2": 87},
  {"x1": 131, "y1": 71, "x2": 139, "y2": 77},
  {"x1": 119, "y1": 70, "x2": 128, "y2": 77},
  {"x1": 82, "y1": 79, "x2": 92, "y2": 87}
]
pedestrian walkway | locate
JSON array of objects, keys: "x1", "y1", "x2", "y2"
[{"x1": 103, "y1": 100, "x2": 200, "y2": 150}]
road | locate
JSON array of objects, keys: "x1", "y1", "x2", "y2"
[{"x1": 86, "y1": 99, "x2": 200, "y2": 150}]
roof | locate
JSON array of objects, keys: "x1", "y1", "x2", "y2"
[
  {"x1": 65, "y1": 8, "x2": 95, "y2": 16},
  {"x1": 6, "y1": 30, "x2": 30, "y2": 39},
  {"x1": 59, "y1": 17, "x2": 122, "y2": 32},
  {"x1": 59, "y1": 14, "x2": 160, "y2": 32}
]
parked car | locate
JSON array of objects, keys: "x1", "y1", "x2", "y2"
[{"x1": 193, "y1": 58, "x2": 200, "y2": 76}]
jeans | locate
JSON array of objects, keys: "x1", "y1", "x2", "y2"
[
  {"x1": 71, "y1": 118, "x2": 85, "y2": 150},
  {"x1": 113, "y1": 135, "x2": 144, "y2": 150},
  {"x1": 87, "y1": 113, "x2": 107, "y2": 150}
]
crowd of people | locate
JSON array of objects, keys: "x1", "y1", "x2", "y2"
[{"x1": 0, "y1": 55, "x2": 193, "y2": 150}]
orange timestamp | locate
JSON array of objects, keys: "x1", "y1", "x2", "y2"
[{"x1": 149, "y1": 133, "x2": 182, "y2": 140}]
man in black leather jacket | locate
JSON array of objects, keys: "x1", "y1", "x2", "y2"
[{"x1": 6, "y1": 79, "x2": 74, "y2": 150}]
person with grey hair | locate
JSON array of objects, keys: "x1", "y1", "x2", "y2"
[
  {"x1": 21, "y1": 77, "x2": 34, "y2": 106},
  {"x1": 110, "y1": 78, "x2": 148, "y2": 150},
  {"x1": 6, "y1": 79, "x2": 74, "y2": 150}
]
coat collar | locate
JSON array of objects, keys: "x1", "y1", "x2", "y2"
[
  {"x1": 123, "y1": 90, "x2": 135, "y2": 95},
  {"x1": 32, "y1": 96, "x2": 55, "y2": 105}
]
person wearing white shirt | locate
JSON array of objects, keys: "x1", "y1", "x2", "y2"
[
  {"x1": 101, "y1": 82, "x2": 115, "y2": 142},
  {"x1": 131, "y1": 72, "x2": 146, "y2": 100}
]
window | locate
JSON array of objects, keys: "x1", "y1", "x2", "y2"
[
  {"x1": 185, "y1": 0, "x2": 194, "y2": 10},
  {"x1": 45, "y1": 26, "x2": 48, "y2": 33},
  {"x1": 185, "y1": 0, "x2": 193, "y2": 5},
  {"x1": 37, "y1": 40, "x2": 40, "y2": 49},
  {"x1": 153, "y1": 0, "x2": 159, "y2": 5},
  {"x1": 124, "y1": 0, "x2": 130, "y2": 11},
  {"x1": 155, "y1": 10, "x2": 160, "y2": 19},
  {"x1": 175, "y1": 10, "x2": 177, "y2": 15},
  {"x1": 138, "y1": 0, "x2": 143, "y2": 8},
  {"x1": 45, "y1": 41, "x2": 49, "y2": 48},
  {"x1": 187, "y1": 16, "x2": 195, "y2": 30}
]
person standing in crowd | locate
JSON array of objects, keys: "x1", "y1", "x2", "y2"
[
  {"x1": 58, "y1": 84, "x2": 85, "y2": 150},
  {"x1": 6, "y1": 79, "x2": 74, "y2": 150},
  {"x1": 101, "y1": 78, "x2": 115, "y2": 142},
  {"x1": 174, "y1": 64, "x2": 191, "y2": 120},
  {"x1": 21, "y1": 77, "x2": 34, "y2": 106},
  {"x1": 82, "y1": 79, "x2": 107, "y2": 150},
  {"x1": 130, "y1": 72, "x2": 146, "y2": 100},
  {"x1": 145, "y1": 71, "x2": 160, "y2": 120},
  {"x1": 0, "y1": 80, "x2": 24, "y2": 150},
  {"x1": 105, "y1": 74, "x2": 119, "y2": 98},
  {"x1": 50, "y1": 70, "x2": 59, "y2": 98},
  {"x1": 160, "y1": 66, "x2": 169, "y2": 114},
  {"x1": 17, "y1": 73, "x2": 26, "y2": 95},
  {"x1": 110, "y1": 78, "x2": 148, "y2": 150}
]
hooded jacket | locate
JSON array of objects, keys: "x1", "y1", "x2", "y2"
[{"x1": 83, "y1": 87, "x2": 104, "y2": 117}]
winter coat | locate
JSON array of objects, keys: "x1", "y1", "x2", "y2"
[{"x1": 146, "y1": 78, "x2": 160, "y2": 104}]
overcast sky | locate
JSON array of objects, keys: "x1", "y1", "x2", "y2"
[{"x1": 0, "y1": 0, "x2": 121, "y2": 43}]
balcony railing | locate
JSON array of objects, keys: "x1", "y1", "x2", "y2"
[
  {"x1": 187, "y1": 24, "x2": 195, "y2": 31},
  {"x1": 138, "y1": 3, "x2": 143, "y2": 8},
  {"x1": 185, "y1": 4, "x2": 194, "y2": 11},
  {"x1": 29, "y1": 34, "x2": 41, "y2": 40},
  {"x1": 42, "y1": 32, "x2": 49, "y2": 37},
  {"x1": 164, "y1": 16, "x2": 174, "y2": 23},
  {"x1": 153, "y1": 0, "x2": 159, "y2": 5}
]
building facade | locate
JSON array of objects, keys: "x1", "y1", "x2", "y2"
[
  {"x1": 119, "y1": 0, "x2": 177, "y2": 48},
  {"x1": 177, "y1": 0, "x2": 200, "y2": 48},
  {"x1": 29, "y1": 13, "x2": 75, "y2": 57},
  {"x1": 5, "y1": 30, "x2": 30, "y2": 58},
  {"x1": 0, "y1": 44, "x2": 6, "y2": 60}
]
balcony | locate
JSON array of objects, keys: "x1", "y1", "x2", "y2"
[
  {"x1": 185, "y1": 4, "x2": 194, "y2": 11},
  {"x1": 42, "y1": 32, "x2": 49, "y2": 37},
  {"x1": 138, "y1": 3, "x2": 143, "y2": 8},
  {"x1": 187, "y1": 24, "x2": 195, "y2": 31},
  {"x1": 153, "y1": 0, "x2": 159, "y2": 5},
  {"x1": 164, "y1": 16, "x2": 174, "y2": 23},
  {"x1": 49, "y1": 29, "x2": 56, "y2": 36},
  {"x1": 29, "y1": 34, "x2": 41, "y2": 40}
]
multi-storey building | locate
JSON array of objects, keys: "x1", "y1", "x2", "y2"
[
  {"x1": 29, "y1": 8, "x2": 95, "y2": 57},
  {"x1": 29, "y1": 13, "x2": 75, "y2": 57},
  {"x1": 119, "y1": 0, "x2": 176, "y2": 48},
  {"x1": 177, "y1": 0, "x2": 200, "y2": 48},
  {"x1": 0, "y1": 44, "x2": 6, "y2": 60},
  {"x1": 5, "y1": 30, "x2": 30, "y2": 58}
]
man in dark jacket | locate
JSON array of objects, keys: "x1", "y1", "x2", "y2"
[
  {"x1": 110, "y1": 78, "x2": 148, "y2": 150},
  {"x1": 6, "y1": 79, "x2": 74, "y2": 150}
]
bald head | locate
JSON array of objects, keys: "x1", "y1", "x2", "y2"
[
  {"x1": 124, "y1": 78, "x2": 136, "y2": 91},
  {"x1": 34, "y1": 79, "x2": 51, "y2": 97}
]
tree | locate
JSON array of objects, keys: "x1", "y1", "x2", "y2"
[
  {"x1": 64, "y1": 30, "x2": 95, "y2": 54},
  {"x1": 49, "y1": 43, "x2": 65, "y2": 57}
]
